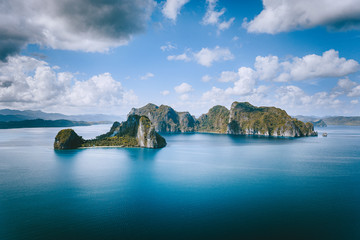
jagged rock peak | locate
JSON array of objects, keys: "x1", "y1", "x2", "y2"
[
  {"x1": 54, "y1": 115, "x2": 166, "y2": 149},
  {"x1": 128, "y1": 103, "x2": 196, "y2": 133}
]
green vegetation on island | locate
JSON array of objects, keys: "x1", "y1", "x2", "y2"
[
  {"x1": 130, "y1": 102, "x2": 317, "y2": 137},
  {"x1": 197, "y1": 105, "x2": 229, "y2": 133},
  {"x1": 54, "y1": 115, "x2": 167, "y2": 150},
  {"x1": 128, "y1": 103, "x2": 196, "y2": 132},
  {"x1": 54, "y1": 101, "x2": 318, "y2": 151},
  {"x1": 54, "y1": 129, "x2": 85, "y2": 150},
  {"x1": 226, "y1": 102, "x2": 316, "y2": 137}
]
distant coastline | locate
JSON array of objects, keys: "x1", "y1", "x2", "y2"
[{"x1": 0, "y1": 119, "x2": 110, "y2": 129}]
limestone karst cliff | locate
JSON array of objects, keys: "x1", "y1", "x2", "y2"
[
  {"x1": 130, "y1": 102, "x2": 317, "y2": 137},
  {"x1": 128, "y1": 103, "x2": 196, "y2": 133},
  {"x1": 225, "y1": 102, "x2": 316, "y2": 137},
  {"x1": 54, "y1": 115, "x2": 166, "y2": 150}
]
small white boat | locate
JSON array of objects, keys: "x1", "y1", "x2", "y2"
[{"x1": 322, "y1": 133, "x2": 328, "y2": 137}]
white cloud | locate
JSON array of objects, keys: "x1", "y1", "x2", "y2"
[
  {"x1": 283, "y1": 50, "x2": 359, "y2": 81},
  {"x1": 337, "y1": 77, "x2": 357, "y2": 90},
  {"x1": 202, "y1": 0, "x2": 235, "y2": 32},
  {"x1": 348, "y1": 85, "x2": 360, "y2": 97},
  {"x1": 179, "y1": 93, "x2": 190, "y2": 101},
  {"x1": 167, "y1": 53, "x2": 191, "y2": 62},
  {"x1": 244, "y1": 0, "x2": 360, "y2": 34},
  {"x1": 218, "y1": 18, "x2": 235, "y2": 31},
  {"x1": 0, "y1": 55, "x2": 137, "y2": 113},
  {"x1": 0, "y1": 0, "x2": 156, "y2": 61},
  {"x1": 167, "y1": 46, "x2": 233, "y2": 67},
  {"x1": 161, "y1": 90, "x2": 170, "y2": 96},
  {"x1": 174, "y1": 82, "x2": 193, "y2": 93},
  {"x1": 218, "y1": 71, "x2": 238, "y2": 82},
  {"x1": 254, "y1": 55, "x2": 279, "y2": 80},
  {"x1": 140, "y1": 72, "x2": 155, "y2": 80},
  {"x1": 201, "y1": 86, "x2": 228, "y2": 104},
  {"x1": 193, "y1": 46, "x2": 234, "y2": 67},
  {"x1": 229, "y1": 50, "x2": 359, "y2": 83},
  {"x1": 351, "y1": 100, "x2": 359, "y2": 104},
  {"x1": 202, "y1": 75, "x2": 212, "y2": 82},
  {"x1": 162, "y1": 0, "x2": 190, "y2": 21},
  {"x1": 160, "y1": 42, "x2": 177, "y2": 51},
  {"x1": 275, "y1": 85, "x2": 342, "y2": 111},
  {"x1": 224, "y1": 67, "x2": 257, "y2": 95}
]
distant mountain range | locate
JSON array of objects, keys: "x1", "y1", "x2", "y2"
[
  {"x1": 0, "y1": 109, "x2": 124, "y2": 122},
  {"x1": 0, "y1": 109, "x2": 124, "y2": 129},
  {"x1": 0, "y1": 119, "x2": 96, "y2": 129},
  {"x1": 294, "y1": 115, "x2": 360, "y2": 126}
]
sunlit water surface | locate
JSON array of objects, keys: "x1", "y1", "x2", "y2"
[{"x1": 0, "y1": 125, "x2": 360, "y2": 240}]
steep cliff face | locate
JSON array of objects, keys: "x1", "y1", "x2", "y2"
[
  {"x1": 54, "y1": 115, "x2": 166, "y2": 149},
  {"x1": 129, "y1": 103, "x2": 196, "y2": 133},
  {"x1": 227, "y1": 102, "x2": 316, "y2": 137},
  {"x1": 129, "y1": 102, "x2": 317, "y2": 137},
  {"x1": 54, "y1": 129, "x2": 84, "y2": 150},
  {"x1": 197, "y1": 105, "x2": 230, "y2": 133},
  {"x1": 136, "y1": 116, "x2": 167, "y2": 148},
  {"x1": 95, "y1": 115, "x2": 166, "y2": 148}
]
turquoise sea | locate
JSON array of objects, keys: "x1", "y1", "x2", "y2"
[{"x1": 0, "y1": 125, "x2": 360, "y2": 240}]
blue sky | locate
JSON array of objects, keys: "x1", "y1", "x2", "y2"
[{"x1": 1, "y1": 0, "x2": 360, "y2": 116}]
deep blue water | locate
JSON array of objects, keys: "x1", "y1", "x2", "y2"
[{"x1": 0, "y1": 125, "x2": 360, "y2": 240}]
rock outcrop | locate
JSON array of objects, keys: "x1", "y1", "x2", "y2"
[
  {"x1": 197, "y1": 105, "x2": 229, "y2": 133},
  {"x1": 54, "y1": 115, "x2": 166, "y2": 150},
  {"x1": 128, "y1": 103, "x2": 196, "y2": 132},
  {"x1": 54, "y1": 129, "x2": 84, "y2": 150},
  {"x1": 226, "y1": 102, "x2": 316, "y2": 137},
  {"x1": 130, "y1": 102, "x2": 317, "y2": 137}
]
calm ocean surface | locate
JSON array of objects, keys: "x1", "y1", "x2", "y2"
[{"x1": 0, "y1": 125, "x2": 360, "y2": 240}]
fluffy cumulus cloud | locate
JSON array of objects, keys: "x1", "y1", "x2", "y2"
[
  {"x1": 200, "y1": 49, "x2": 360, "y2": 116},
  {"x1": 174, "y1": 82, "x2": 193, "y2": 94},
  {"x1": 0, "y1": 0, "x2": 155, "y2": 61},
  {"x1": 336, "y1": 78, "x2": 360, "y2": 97},
  {"x1": 167, "y1": 46, "x2": 233, "y2": 67},
  {"x1": 218, "y1": 71, "x2": 238, "y2": 82},
  {"x1": 162, "y1": 0, "x2": 190, "y2": 21},
  {"x1": 202, "y1": 0, "x2": 235, "y2": 32},
  {"x1": 202, "y1": 67, "x2": 257, "y2": 105},
  {"x1": 275, "y1": 85, "x2": 343, "y2": 113},
  {"x1": 282, "y1": 50, "x2": 360, "y2": 81},
  {"x1": 244, "y1": 0, "x2": 360, "y2": 34},
  {"x1": 194, "y1": 46, "x2": 234, "y2": 67},
  {"x1": 223, "y1": 67, "x2": 257, "y2": 95},
  {"x1": 228, "y1": 49, "x2": 359, "y2": 82},
  {"x1": 254, "y1": 55, "x2": 279, "y2": 80},
  {"x1": 0, "y1": 55, "x2": 137, "y2": 113}
]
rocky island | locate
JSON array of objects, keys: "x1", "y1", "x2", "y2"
[
  {"x1": 129, "y1": 102, "x2": 317, "y2": 137},
  {"x1": 54, "y1": 115, "x2": 166, "y2": 150},
  {"x1": 54, "y1": 102, "x2": 317, "y2": 150}
]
